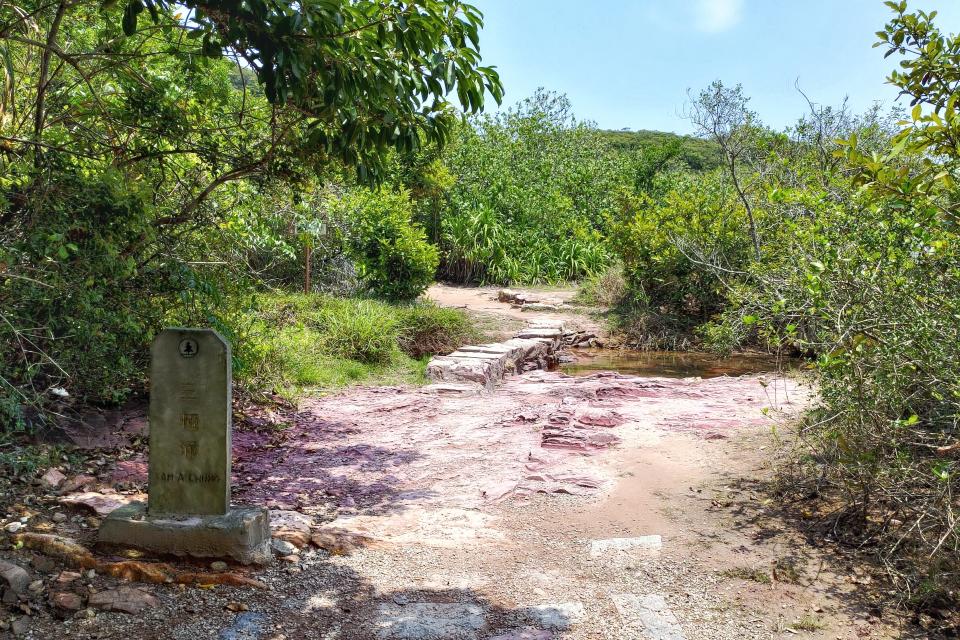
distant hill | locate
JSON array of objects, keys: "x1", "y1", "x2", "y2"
[{"x1": 599, "y1": 129, "x2": 722, "y2": 172}]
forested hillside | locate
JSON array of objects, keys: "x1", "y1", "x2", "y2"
[{"x1": 597, "y1": 129, "x2": 723, "y2": 171}]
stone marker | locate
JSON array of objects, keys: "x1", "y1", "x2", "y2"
[
  {"x1": 99, "y1": 328, "x2": 271, "y2": 564},
  {"x1": 148, "y1": 328, "x2": 230, "y2": 515}
]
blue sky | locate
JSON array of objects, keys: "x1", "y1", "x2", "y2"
[{"x1": 472, "y1": 0, "x2": 960, "y2": 134}]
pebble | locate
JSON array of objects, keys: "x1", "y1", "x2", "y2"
[
  {"x1": 210, "y1": 561, "x2": 229, "y2": 572},
  {"x1": 52, "y1": 512, "x2": 68, "y2": 523},
  {"x1": 27, "y1": 579, "x2": 44, "y2": 594},
  {"x1": 4, "y1": 522, "x2": 22, "y2": 533}
]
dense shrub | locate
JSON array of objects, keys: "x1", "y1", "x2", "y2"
[
  {"x1": 603, "y1": 5, "x2": 960, "y2": 605},
  {"x1": 609, "y1": 170, "x2": 754, "y2": 346},
  {"x1": 333, "y1": 189, "x2": 439, "y2": 301},
  {"x1": 1, "y1": 170, "x2": 170, "y2": 418}
]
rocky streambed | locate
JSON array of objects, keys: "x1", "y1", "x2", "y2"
[{"x1": 2, "y1": 286, "x2": 906, "y2": 639}]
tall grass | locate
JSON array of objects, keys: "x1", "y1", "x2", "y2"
[{"x1": 244, "y1": 293, "x2": 478, "y2": 396}]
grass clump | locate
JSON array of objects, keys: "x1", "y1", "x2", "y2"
[
  {"x1": 313, "y1": 298, "x2": 400, "y2": 364},
  {"x1": 574, "y1": 262, "x2": 627, "y2": 308},
  {"x1": 789, "y1": 615, "x2": 826, "y2": 632},
  {"x1": 396, "y1": 303, "x2": 481, "y2": 358},
  {"x1": 720, "y1": 566, "x2": 772, "y2": 585}
]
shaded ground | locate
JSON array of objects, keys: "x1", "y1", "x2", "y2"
[{"x1": 0, "y1": 287, "x2": 920, "y2": 639}]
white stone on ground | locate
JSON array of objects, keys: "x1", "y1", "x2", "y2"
[
  {"x1": 589, "y1": 535, "x2": 663, "y2": 557},
  {"x1": 525, "y1": 602, "x2": 584, "y2": 630},
  {"x1": 611, "y1": 593, "x2": 686, "y2": 640},
  {"x1": 375, "y1": 602, "x2": 485, "y2": 640}
]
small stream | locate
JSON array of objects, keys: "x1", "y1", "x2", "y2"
[{"x1": 560, "y1": 348, "x2": 792, "y2": 379}]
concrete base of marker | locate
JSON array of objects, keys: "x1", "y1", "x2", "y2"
[{"x1": 98, "y1": 502, "x2": 272, "y2": 565}]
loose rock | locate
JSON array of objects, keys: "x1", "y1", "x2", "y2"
[
  {"x1": 0, "y1": 560, "x2": 31, "y2": 594},
  {"x1": 271, "y1": 538, "x2": 296, "y2": 556},
  {"x1": 51, "y1": 591, "x2": 84, "y2": 611},
  {"x1": 268, "y1": 510, "x2": 313, "y2": 549},
  {"x1": 40, "y1": 468, "x2": 67, "y2": 490}
]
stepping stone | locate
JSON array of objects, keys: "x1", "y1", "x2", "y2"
[
  {"x1": 515, "y1": 328, "x2": 563, "y2": 340},
  {"x1": 611, "y1": 594, "x2": 686, "y2": 640},
  {"x1": 590, "y1": 535, "x2": 663, "y2": 557},
  {"x1": 375, "y1": 602, "x2": 485, "y2": 639}
]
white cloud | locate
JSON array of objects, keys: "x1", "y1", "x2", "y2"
[{"x1": 693, "y1": 0, "x2": 744, "y2": 33}]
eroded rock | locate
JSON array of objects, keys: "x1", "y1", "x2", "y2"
[{"x1": 269, "y1": 509, "x2": 313, "y2": 548}]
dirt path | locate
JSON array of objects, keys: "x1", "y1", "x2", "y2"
[
  {"x1": 425, "y1": 284, "x2": 602, "y2": 341},
  {"x1": 3, "y1": 287, "x2": 910, "y2": 639}
]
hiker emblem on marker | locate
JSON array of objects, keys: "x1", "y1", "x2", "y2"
[{"x1": 178, "y1": 338, "x2": 198, "y2": 358}]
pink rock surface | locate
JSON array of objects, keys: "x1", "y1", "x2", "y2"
[
  {"x1": 58, "y1": 491, "x2": 144, "y2": 517},
  {"x1": 88, "y1": 586, "x2": 159, "y2": 614},
  {"x1": 228, "y1": 372, "x2": 808, "y2": 517}
]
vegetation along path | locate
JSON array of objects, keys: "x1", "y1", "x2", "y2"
[{"x1": 2, "y1": 287, "x2": 915, "y2": 640}]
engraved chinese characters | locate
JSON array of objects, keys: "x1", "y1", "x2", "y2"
[{"x1": 148, "y1": 329, "x2": 231, "y2": 515}]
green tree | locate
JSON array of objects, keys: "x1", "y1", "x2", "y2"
[{"x1": 687, "y1": 81, "x2": 762, "y2": 259}]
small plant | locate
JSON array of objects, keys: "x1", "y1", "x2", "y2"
[
  {"x1": 773, "y1": 557, "x2": 805, "y2": 585},
  {"x1": 790, "y1": 614, "x2": 826, "y2": 632},
  {"x1": 721, "y1": 566, "x2": 772, "y2": 584}
]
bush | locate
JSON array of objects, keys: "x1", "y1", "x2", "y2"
[
  {"x1": 333, "y1": 188, "x2": 439, "y2": 301},
  {"x1": 1, "y1": 170, "x2": 171, "y2": 426},
  {"x1": 608, "y1": 171, "x2": 754, "y2": 347}
]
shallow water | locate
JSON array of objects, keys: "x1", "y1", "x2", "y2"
[{"x1": 560, "y1": 348, "x2": 791, "y2": 379}]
